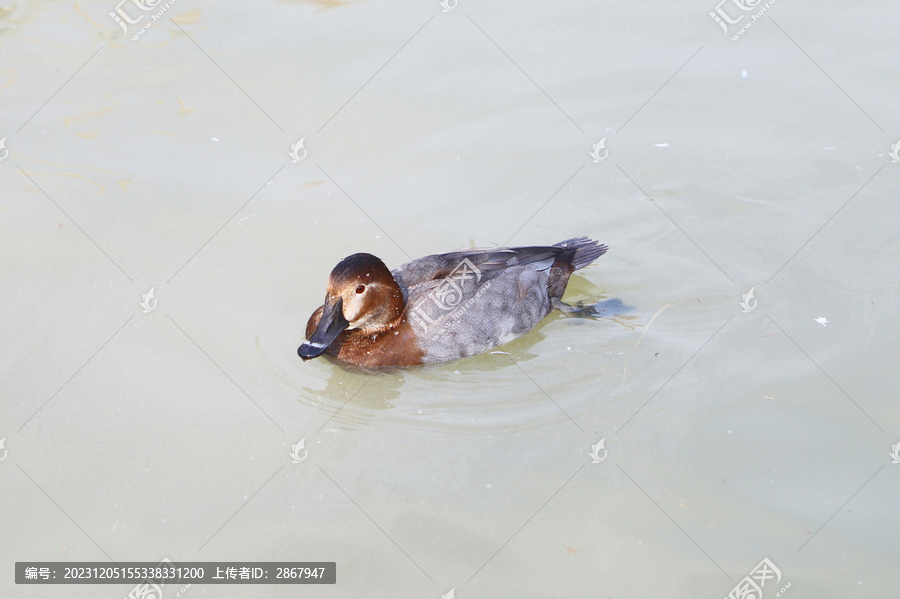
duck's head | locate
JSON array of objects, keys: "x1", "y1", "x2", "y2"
[{"x1": 298, "y1": 253, "x2": 404, "y2": 360}]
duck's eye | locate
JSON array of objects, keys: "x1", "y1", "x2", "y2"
[{"x1": 355, "y1": 285, "x2": 366, "y2": 294}]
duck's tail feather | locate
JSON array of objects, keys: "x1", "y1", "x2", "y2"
[{"x1": 553, "y1": 237, "x2": 608, "y2": 270}]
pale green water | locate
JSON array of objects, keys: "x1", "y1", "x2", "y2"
[{"x1": 1, "y1": 1, "x2": 899, "y2": 598}]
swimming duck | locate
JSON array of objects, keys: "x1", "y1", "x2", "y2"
[{"x1": 298, "y1": 237, "x2": 607, "y2": 368}]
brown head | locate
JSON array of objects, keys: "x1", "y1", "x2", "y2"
[{"x1": 298, "y1": 253, "x2": 405, "y2": 360}]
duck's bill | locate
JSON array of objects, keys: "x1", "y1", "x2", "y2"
[{"x1": 298, "y1": 297, "x2": 349, "y2": 360}]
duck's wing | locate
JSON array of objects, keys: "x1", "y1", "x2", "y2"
[
  {"x1": 401, "y1": 250, "x2": 571, "y2": 362},
  {"x1": 392, "y1": 248, "x2": 544, "y2": 298},
  {"x1": 393, "y1": 237, "x2": 606, "y2": 289}
]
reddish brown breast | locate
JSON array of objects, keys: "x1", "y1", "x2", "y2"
[{"x1": 307, "y1": 308, "x2": 425, "y2": 368}]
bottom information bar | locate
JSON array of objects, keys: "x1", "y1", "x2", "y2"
[{"x1": 16, "y1": 562, "x2": 335, "y2": 584}]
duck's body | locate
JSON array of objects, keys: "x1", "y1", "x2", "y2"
[{"x1": 298, "y1": 237, "x2": 607, "y2": 368}]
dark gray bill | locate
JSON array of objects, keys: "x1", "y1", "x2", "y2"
[{"x1": 298, "y1": 297, "x2": 349, "y2": 360}]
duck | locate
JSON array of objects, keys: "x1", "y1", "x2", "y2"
[{"x1": 298, "y1": 237, "x2": 607, "y2": 368}]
